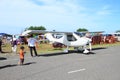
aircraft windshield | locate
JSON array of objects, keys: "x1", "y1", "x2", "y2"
[
  {"x1": 74, "y1": 32, "x2": 85, "y2": 37},
  {"x1": 52, "y1": 33, "x2": 63, "y2": 39}
]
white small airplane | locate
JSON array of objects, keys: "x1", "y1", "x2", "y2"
[
  {"x1": 45, "y1": 32, "x2": 92, "y2": 53},
  {"x1": 22, "y1": 30, "x2": 92, "y2": 53}
]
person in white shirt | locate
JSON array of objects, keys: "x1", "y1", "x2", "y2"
[
  {"x1": 27, "y1": 34, "x2": 38, "y2": 57},
  {"x1": 11, "y1": 35, "x2": 17, "y2": 53}
]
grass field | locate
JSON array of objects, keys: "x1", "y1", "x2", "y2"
[
  {"x1": 2, "y1": 42, "x2": 120, "y2": 55},
  {"x1": 2, "y1": 43, "x2": 66, "y2": 54}
]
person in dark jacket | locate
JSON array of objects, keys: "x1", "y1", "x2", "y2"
[{"x1": 0, "y1": 38, "x2": 2, "y2": 53}]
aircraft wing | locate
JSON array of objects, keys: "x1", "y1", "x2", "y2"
[{"x1": 22, "y1": 30, "x2": 72, "y2": 36}]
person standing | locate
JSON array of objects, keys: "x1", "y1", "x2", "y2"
[
  {"x1": 27, "y1": 34, "x2": 38, "y2": 57},
  {"x1": 0, "y1": 38, "x2": 2, "y2": 53},
  {"x1": 18, "y1": 46, "x2": 25, "y2": 65},
  {"x1": 11, "y1": 35, "x2": 17, "y2": 53}
]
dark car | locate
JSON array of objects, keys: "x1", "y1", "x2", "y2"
[
  {"x1": 52, "y1": 42, "x2": 65, "y2": 48},
  {"x1": 18, "y1": 36, "x2": 28, "y2": 44}
]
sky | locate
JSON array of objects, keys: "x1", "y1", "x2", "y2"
[{"x1": 0, "y1": 0, "x2": 120, "y2": 34}]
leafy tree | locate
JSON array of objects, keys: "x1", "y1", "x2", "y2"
[
  {"x1": 77, "y1": 28, "x2": 88, "y2": 32},
  {"x1": 25, "y1": 26, "x2": 46, "y2": 31},
  {"x1": 116, "y1": 30, "x2": 120, "y2": 33}
]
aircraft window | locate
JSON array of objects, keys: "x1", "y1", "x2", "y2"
[
  {"x1": 52, "y1": 34, "x2": 63, "y2": 39},
  {"x1": 67, "y1": 35, "x2": 77, "y2": 41}
]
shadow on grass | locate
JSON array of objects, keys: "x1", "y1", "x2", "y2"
[
  {"x1": 39, "y1": 47, "x2": 107, "y2": 57},
  {"x1": 0, "y1": 64, "x2": 17, "y2": 69},
  {"x1": 0, "y1": 51, "x2": 12, "y2": 54},
  {"x1": 39, "y1": 52, "x2": 68, "y2": 57},
  {"x1": 53, "y1": 48, "x2": 63, "y2": 50},
  {"x1": 0, "y1": 57, "x2": 7, "y2": 60},
  {"x1": 39, "y1": 50, "x2": 94, "y2": 57},
  {"x1": 0, "y1": 62, "x2": 36, "y2": 70},
  {"x1": 91, "y1": 47, "x2": 107, "y2": 50},
  {"x1": 23, "y1": 62, "x2": 36, "y2": 65}
]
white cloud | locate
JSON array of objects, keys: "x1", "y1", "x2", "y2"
[
  {"x1": 97, "y1": 10, "x2": 111, "y2": 15},
  {"x1": 96, "y1": 5, "x2": 112, "y2": 15},
  {"x1": 0, "y1": 0, "x2": 87, "y2": 16},
  {"x1": 0, "y1": 0, "x2": 94, "y2": 33},
  {"x1": 0, "y1": 0, "x2": 118, "y2": 34},
  {"x1": 29, "y1": 0, "x2": 87, "y2": 15},
  {"x1": 0, "y1": 0, "x2": 87, "y2": 22}
]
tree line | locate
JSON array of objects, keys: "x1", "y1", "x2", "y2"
[
  {"x1": 25, "y1": 26, "x2": 88, "y2": 32},
  {"x1": 25, "y1": 26, "x2": 120, "y2": 32}
]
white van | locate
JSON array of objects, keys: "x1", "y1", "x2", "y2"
[{"x1": 113, "y1": 33, "x2": 120, "y2": 41}]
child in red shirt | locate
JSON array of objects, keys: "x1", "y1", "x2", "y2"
[{"x1": 18, "y1": 46, "x2": 25, "y2": 65}]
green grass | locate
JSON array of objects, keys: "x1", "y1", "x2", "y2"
[
  {"x1": 2, "y1": 42, "x2": 120, "y2": 55},
  {"x1": 92, "y1": 42, "x2": 120, "y2": 48}
]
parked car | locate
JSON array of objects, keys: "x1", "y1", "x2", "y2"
[
  {"x1": 18, "y1": 36, "x2": 28, "y2": 44},
  {"x1": 52, "y1": 42, "x2": 65, "y2": 48}
]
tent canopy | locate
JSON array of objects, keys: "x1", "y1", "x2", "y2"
[{"x1": 0, "y1": 33, "x2": 12, "y2": 37}]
